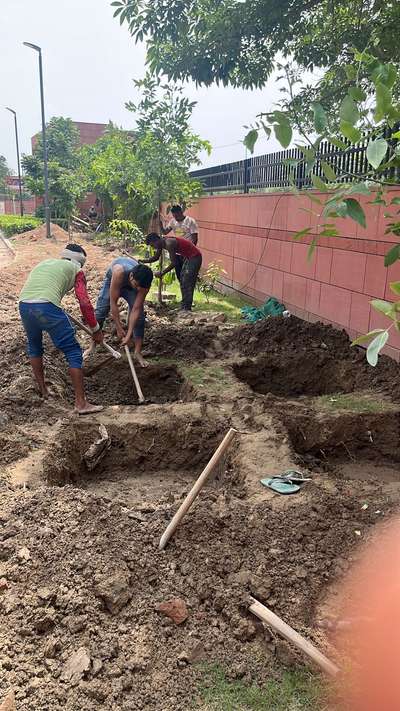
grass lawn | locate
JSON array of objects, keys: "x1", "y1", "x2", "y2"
[
  {"x1": 197, "y1": 665, "x2": 327, "y2": 711},
  {"x1": 315, "y1": 392, "x2": 398, "y2": 414},
  {"x1": 149, "y1": 280, "x2": 250, "y2": 321}
]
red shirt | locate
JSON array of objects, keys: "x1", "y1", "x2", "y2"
[
  {"x1": 175, "y1": 236, "x2": 201, "y2": 259},
  {"x1": 74, "y1": 271, "x2": 97, "y2": 329}
]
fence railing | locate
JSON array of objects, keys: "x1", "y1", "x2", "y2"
[{"x1": 191, "y1": 129, "x2": 400, "y2": 194}]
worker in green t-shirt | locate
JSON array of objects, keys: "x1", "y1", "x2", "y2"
[{"x1": 19, "y1": 243, "x2": 104, "y2": 415}]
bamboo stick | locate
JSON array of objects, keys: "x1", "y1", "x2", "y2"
[{"x1": 158, "y1": 428, "x2": 237, "y2": 551}]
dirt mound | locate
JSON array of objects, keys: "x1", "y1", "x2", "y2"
[
  {"x1": 14, "y1": 223, "x2": 69, "y2": 242},
  {"x1": 0, "y1": 469, "x2": 394, "y2": 710},
  {"x1": 228, "y1": 316, "x2": 400, "y2": 401},
  {"x1": 146, "y1": 320, "x2": 218, "y2": 360}
]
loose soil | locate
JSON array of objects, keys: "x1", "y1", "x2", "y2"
[{"x1": 1, "y1": 231, "x2": 400, "y2": 710}]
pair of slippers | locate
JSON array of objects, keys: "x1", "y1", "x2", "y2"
[{"x1": 260, "y1": 470, "x2": 311, "y2": 495}]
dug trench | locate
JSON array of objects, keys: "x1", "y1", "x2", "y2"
[{"x1": 3, "y1": 232, "x2": 400, "y2": 708}]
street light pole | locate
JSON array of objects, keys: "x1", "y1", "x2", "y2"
[
  {"x1": 23, "y1": 42, "x2": 51, "y2": 239},
  {"x1": 5, "y1": 107, "x2": 24, "y2": 217}
]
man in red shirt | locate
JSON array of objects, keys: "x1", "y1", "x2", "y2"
[{"x1": 144, "y1": 233, "x2": 202, "y2": 311}]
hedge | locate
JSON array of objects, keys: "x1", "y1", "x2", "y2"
[{"x1": 0, "y1": 215, "x2": 43, "y2": 237}]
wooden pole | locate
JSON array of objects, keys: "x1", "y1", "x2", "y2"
[
  {"x1": 158, "y1": 428, "x2": 237, "y2": 551},
  {"x1": 67, "y1": 313, "x2": 121, "y2": 360},
  {"x1": 249, "y1": 597, "x2": 339, "y2": 677},
  {"x1": 124, "y1": 345, "x2": 145, "y2": 403}
]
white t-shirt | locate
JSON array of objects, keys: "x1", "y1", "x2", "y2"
[{"x1": 168, "y1": 216, "x2": 198, "y2": 241}]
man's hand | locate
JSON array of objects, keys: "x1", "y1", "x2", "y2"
[
  {"x1": 121, "y1": 333, "x2": 132, "y2": 347},
  {"x1": 116, "y1": 325, "x2": 127, "y2": 341},
  {"x1": 92, "y1": 329, "x2": 104, "y2": 345}
]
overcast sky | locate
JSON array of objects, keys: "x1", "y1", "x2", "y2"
[{"x1": 1, "y1": 0, "x2": 285, "y2": 173}]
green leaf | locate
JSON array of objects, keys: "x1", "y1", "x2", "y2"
[
  {"x1": 311, "y1": 174, "x2": 328, "y2": 191},
  {"x1": 385, "y1": 244, "x2": 400, "y2": 266},
  {"x1": 366, "y1": 330, "x2": 389, "y2": 366},
  {"x1": 273, "y1": 122, "x2": 292, "y2": 149},
  {"x1": 392, "y1": 130, "x2": 400, "y2": 139},
  {"x1": 344, "y1": 65, "x2": 357, "y2": 81},
  {"x1": 390, "y1": 281, "x2": 400, "y2": 296},
  {"x1": 366, "y1": 138, "x2": 388, "y2": 169},
  {"x1": 372, "y1": 63, "x2": 397, "y2": 89},
  {"x1": 343, "y1": 198, "x2": 366, "y2": 228},
  {"x1": 293, "y1": 227, "x2": 312, "y2": 241},
  {"x1": 346, "y1": 182, "x2": 371, "y2": 196},
  {"x1": 340, "y1": 95, "x2": 360, "y2": 125},
  {"x1": 307, "y1": 239, "x2": 317, "y2": 260},
  {"x1": 329, "y1": 137, "x2": 347, "y2": 150},
  {"x1": 352, "y1": 329, "x2": 386, "y2": 346},
  {"x1": 244, "y1": 129, "x2": 258, "y2": 154},
  {"x1": 391, "y1": 197, "x2": 400, "y2": 205},
  {"x1": 312, "y1": 103, "x2": 328, "y2": 134},
  {"x1": 321, "y1": 161, "x2": 337, "y2": 182},
  {"x1": 307, "y1": 193, "x2": 322, "y2": 205},
  {"x1": 340, "y1": 121, "x2": 362, "y2": 143},
  {"x1": 349, "y1": 86, "x2": 367, "y2": 102},
  {"x1": 370, "y1": 299, "x2": 396, "y2": 318},
  {"x1": 375, "y1": 83, "x2": 392, "y2": 121}
]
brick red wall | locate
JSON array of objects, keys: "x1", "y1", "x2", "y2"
[
  {"x1": 3, "y1": 199, "x2": 36, "y2": 215},
  {"x1": 190, "y1": 189, "x2": 400, "y2": 361}
]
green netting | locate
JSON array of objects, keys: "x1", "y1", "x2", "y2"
[{"x1": 241, "y1": 296, "x2": 286, "y2": 323}]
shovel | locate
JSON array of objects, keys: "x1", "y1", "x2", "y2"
[{"x1": 67, "y1": 313, "x2": 122, "y2": 360}]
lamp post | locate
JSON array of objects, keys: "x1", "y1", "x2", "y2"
[
  {"x1": 23, "y1": 42, "x2": 51, "y2": 239},
  {"x1": 5, "y1": 107, "x2": 24, "y2": 217}
]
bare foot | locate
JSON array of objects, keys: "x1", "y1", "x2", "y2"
[
  {"x1": 134, "y1": 352, "x2": 149, "y2": 368},
  {"x1": 74, "y1": 402, "x2": 104, "y2": 416}
]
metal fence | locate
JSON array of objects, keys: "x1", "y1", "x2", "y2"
[{"x1": 191, "y1": 129, "x2": 400, "y2": 194}]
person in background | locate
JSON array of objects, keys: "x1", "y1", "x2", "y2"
[
  {"x1": 161, "y1": 205, "x2": 198, "y2": 281},
  {"x1": 144, "y1": 233, "x2": 202, "y2": 311},
  {"x1": 92, "y1": 257, "x2": 153, "y2": 366},
  {"x1": 18, "y1": 244, "x2": 104, "y2": 415}
]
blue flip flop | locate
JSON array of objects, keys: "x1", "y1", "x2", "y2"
[{"x1": 260, "y1": 477, "x2": 301, "y2": 495}]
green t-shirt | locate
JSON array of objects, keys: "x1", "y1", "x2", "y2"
[{"x1": 19, "y1": 259, "x2": 81, "y2": 308}]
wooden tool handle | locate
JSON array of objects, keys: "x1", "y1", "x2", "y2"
[
  {"x1": 249, "y1": 598, "x2": 339, "y2": 677},
  {"x1": 124, "y1": 346, "x2": 145, "y2": 403},
  {"x1": 158, "y1": 428, "x2": 236, "y2": 550},
  {"x1": 67, "y1": 313, "x2": 121, "y2": 360}
]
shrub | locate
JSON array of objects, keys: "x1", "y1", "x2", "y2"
[
  {"x1": 197, "y1": 261, "x2": 227, "y2": 302},
  {"x1": 108, "y1": 219, "x2": 144, "y2": 249},
  {"x1": 0, "y1": 215, "x2": 42, "y2": 237}
]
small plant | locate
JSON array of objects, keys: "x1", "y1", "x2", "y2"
[
  {"x1": 197, "y1": 261, "x2": 227, "y2": 302},
  {"x1": 108, "y1": 219, "x2": 144, "y2": 249},
  {"x1": 0, "y1": 215, "x2": 42, "y2": 237}
]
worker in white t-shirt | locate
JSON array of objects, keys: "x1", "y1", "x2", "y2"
[{"x1": 161, "y1": 205, "x2": 198, "y2": 282}]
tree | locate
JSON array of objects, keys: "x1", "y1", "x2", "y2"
[
  {"x1": 244, "y1": 51, "x2": 400, "y2": 364},
  {"x1": 79, "y1": 124, "x2": 150, "y2": 229},
  {"x1": 112, "y1": 0, "x2": 400, "y2": 124},
  {"x1": 127, "y1": 77, "x2": 210, "y2": 210},
  {"x1": 0, "y1": 155, "x2": 10, "y2": 193},
  {"x1": 22, "y1": 117, "x2": 84, "y2": 223}
]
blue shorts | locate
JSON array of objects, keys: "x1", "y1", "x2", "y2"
[
  {"x1": 95, "y1": 259, "x2": 145, "y2": 339},
  {"x1": 19, "y1": 302, "x2": 83, "y2": 369}
]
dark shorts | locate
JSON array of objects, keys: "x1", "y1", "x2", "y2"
[{"x1": 19, "y1": 301, "x2": 83, "y2": 369}]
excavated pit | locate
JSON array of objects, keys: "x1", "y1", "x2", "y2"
[
  {"x1": 233, "y1": 353, "x2": 357, "y2": 397},
  {"x1": 285, "y1": 397, "x2": 400, "y2": 482},
  {"x1": 42, "y1": 405, "x2": 231, "y2": 507},
  {"x1": 84, "y1": 361, "x2": 189, "y2": 406}
]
